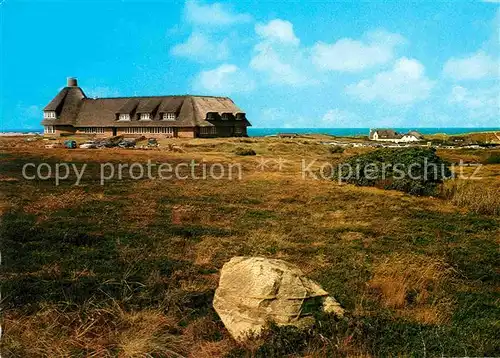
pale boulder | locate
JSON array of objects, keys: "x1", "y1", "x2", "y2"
[{"x1": 213, "y1": 256, "x2": 344, "y2": 340}]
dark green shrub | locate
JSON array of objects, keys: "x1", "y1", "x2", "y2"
[
  {"x1": 333, "y1": 148, "x2": 451, "y2": 196},
  {"x1": 483, "y1": 153, "x2": 500, "y2": 164},
  {"x1": 234, "y1": 147, "x2": 256, "y2": 156},
  {"x1": 329, "y1": 145, "x2": 345, "y2": 154}
]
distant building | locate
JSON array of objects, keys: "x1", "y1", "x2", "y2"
[
  {"x1": 369, "y1": 129, "x2": 423, "y2": 143},
  {"x1": 277, "y1": 133, "x2": 299, "y2": 138},
  {"x1": 41, "y1": 78, "x2": 251, "y2": 138}
]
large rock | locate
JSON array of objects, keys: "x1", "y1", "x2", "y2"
[{"x1": 213, "y1": 256, "x2": 344, "y2": 340}]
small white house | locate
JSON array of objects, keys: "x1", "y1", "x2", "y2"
[
  {"x1": 369, "y1": 129, "x2": 423, "y2": 143},
  {"x1": 400, "y1": 131, "x2": 424, "y2": 142}
]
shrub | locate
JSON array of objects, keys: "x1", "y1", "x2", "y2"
[
  {"x1": 329, "y1": 145, "x2": 345, "y2": 154},
  {"x1": 441, "y1": 180, "x2": 500, "y2": 215},
  {"x1": 334, "y1": 148, "x2": 451, "y2": 196},
  {"x1": 234, "y1": 147, "x2": 256, "y2": 156},
  {"x1": 482, "y1": 153, "x2": 500, "y2": 164}
]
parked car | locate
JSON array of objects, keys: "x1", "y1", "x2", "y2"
[
  {"x1": 118, "y1": 139, "x2": 136, "y2": 148},
  {"x1": 93, "y1": 139, "x2": 112, "y2": 148},
  {"x1": 79, "y1": 141, "x2": 97, "y2": 149},
  {"x1": 64, "y1": 140, "x2": 77, "y2": 149},
  {"x1": 147, "y1": 138, "x2": 158, "y2": 147}
]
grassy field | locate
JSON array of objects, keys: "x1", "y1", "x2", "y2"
[{"x1": 1, "y1": 135, "x2": 499, "y2": 357}]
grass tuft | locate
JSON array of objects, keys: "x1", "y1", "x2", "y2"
[{"x1": 441, "y1": 180, "x2": 500, "y2": 215}]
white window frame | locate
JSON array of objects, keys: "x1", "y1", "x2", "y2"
[
  {"x1": 82, "y1": 127, "x2": 105, "y2": 134},
  {"x1": 162, "y1": 112, "x2": 176, "y2": 121},
  {"x1": 44, "y1": 125, "x2": 55, "y2": 134},
  {"x1": 119, "y1": 113, "x2": 130, "y2": 121},
  {"x1": 140, "y1": 113, "x2": 151, "y2": 121},
  {"x1": 124, "y1": 127, "x2": 174, "y2": 134},
  {"x1": 44, "y1": 111, "x2": 56, "y2": 119}
]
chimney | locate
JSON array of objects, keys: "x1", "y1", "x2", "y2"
[{"x1": 67, "y1": 77, "x2": 78, "y2": 87}]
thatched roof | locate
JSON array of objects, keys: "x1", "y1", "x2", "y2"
[
  {"x1": 406, "y1": 130, "x2": 423, "y2": 139},
  {"x1": 192, "y1": 96, "x2": 247, "y2": 127},
  {"x1": 42, "y1": 86, "x2": 86, "y2": 126},
  {"x1": 370, "y1": 129, "x2": 402, "y2": 139},
  {"x1": 136, "y1": 98, "x2": 162, "y2": 114},
  {"x1": 117, "y1": 99, "x2": 139, "y2": 114},
  {"x1": 41, "y1": 86, "x2": 250, "y2": 128}
]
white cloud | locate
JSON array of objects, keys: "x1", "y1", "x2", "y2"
[
  {"x1": 184, "y1": 0, "x2": 252, "y2": 27},
  {"x1": 194, "y1": 64, "x2": 255, "y2": 94},
  {"x1": 311, "y1": 30, "x2": 406, "y2": 72},
  {"x1": 250, "y1": 44, "x2": 310, "y2": 85},
  {"x1": 346, "y1": 57, "x2": 434, "y2": 104},
  {"x1": 255, "y1": 19, "x2": 299, "y2": 45},
  {"x1": 443, "y1": 51, "x2": 498, "y2": 80},
  {"x1": 171, "y1": 32, "x2": 229, "y2": 61},
  {"x1": 448, "y1": 85, "x2": 500, "y2": 122},
  {"x1": 250, "y1": 19, "x2": 313, "y2": 86}
]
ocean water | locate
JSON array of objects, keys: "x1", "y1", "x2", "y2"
[
  {"x1": 247, "y1": 127, "x2": 500, "y2": 137},
  {"x1": 1, "y1": 127, "x2": 499, "y2": 137}
]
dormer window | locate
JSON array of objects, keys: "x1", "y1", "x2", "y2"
[
  {"x1": 140, "y1": 113, "x2": 151, "y2": 121},
  {"x1": 44, "y1": 111, "x2": 56, "y2": 119},
  {"x1": 221, "y1": 113, "x2": 233, "y2": 120},
  {"x1": 206, "y1": 112, "x2": 218, "y2": 121},
  {"x1": 163, "y1": 112, "x2": 176, "y2": 121},
  {"x1": 236, "y1": 113, "x2": 246, "y2": 121},
  {"x1": 119, "y1": 113, "x2": 130, "y2": 121}
]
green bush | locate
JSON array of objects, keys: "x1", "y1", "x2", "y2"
[
  {"x1": 329, "y1": 145, "x2": 345, "y2": 154},
  {"x1": 483, "y1": 153, "x2": 500, "y2": 164},
  {"x1": 234, "y1": 147, "x2": 256, "y2": 156},
  {"x1": 333, "y1": 148, "x2": 451, "y2": 196}
]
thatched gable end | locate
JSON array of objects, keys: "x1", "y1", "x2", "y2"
[{"x1": 42, "y1": 86, "x2": 86, "y2": 126}]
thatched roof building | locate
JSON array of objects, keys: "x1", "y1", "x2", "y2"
[
  {"x1": 369, "y1": 129, "x2": 423, "y2": 142},
  {"x1": 41, "y1": 78, "x2": 251, "y2": 138}
]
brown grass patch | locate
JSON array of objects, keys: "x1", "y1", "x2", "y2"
[
  {"x1": 188, "y1": 340, "x2": 236, "y2": 358},
  {"x1": 441, "y1": 180, "x2": 500, "y2": 215},
  {"x1": 4, "y1": 305, "x2": 189, "y2": 357},
  {"x1": 24, "y1": 189, "x2": 106, "y2": 219},
  {"x1": 340, "y1": 231, "x2": 365, "y2": 241},
  {"x1": 368, "y1": 254, "x2": 454, "y2": 324},
  {"x1": 399, "y1": 300, "x2": 455, "y2": 325},
  {"x1": 116, "y1": 308, "x2": 186, "y2": 357}
]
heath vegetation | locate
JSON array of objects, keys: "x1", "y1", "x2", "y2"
[{"x1": 1, "y1": 135, "x2": 499, "y2": 357}]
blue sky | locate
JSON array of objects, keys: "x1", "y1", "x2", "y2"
[{"x1": 1, "y1": 0, "x2": 499, "y2": 130}]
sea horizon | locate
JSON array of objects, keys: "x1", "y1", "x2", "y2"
[{"x1": 2, "y1": 127, "x2": 499, "y2": 137}]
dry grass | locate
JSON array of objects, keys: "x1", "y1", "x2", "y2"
[
  {"x1": 24, "y1": 188, "x2": 106, "y2": 219},
  {"x1": 1, "y1": 135, "x2": 499, "y2": 356},
  {"x1": 368, "y1": 254, "x2": 454, "y2": 324},
  {"x1": 4, "y1": 304, "x2": 190, "y2": 357},
  {"x1": 116, "y1": 308, "x2": 186, "y2": 357},
  {"x1": 442, "y1": 180, "x2": 500, "y2": 215}
]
